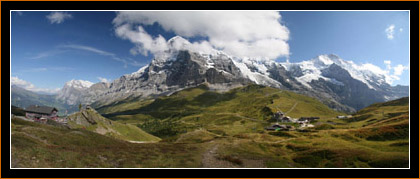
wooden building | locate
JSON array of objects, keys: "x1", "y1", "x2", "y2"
[{"x1": 25, "y1": 105, "x2": 58, "y2": 121}]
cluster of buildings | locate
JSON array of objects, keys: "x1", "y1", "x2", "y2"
[
  {"x1": 336, "y1": 115, "x2": 352, "y2": 119},
  {"x1": 20, "y1": 104, "x2": 328, "y2": 132},
  {"x1": 17, "y1": 104, "x2": 97, "y2": 124},
  {"x1": 265, "y1": 111, "x2": 318, "y2": 131},
  {"x1": 23, "y1": 105, "x2": 67, "y2": 124}
]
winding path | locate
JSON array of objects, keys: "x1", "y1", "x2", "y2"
[
  {"x1": 285, "y1": 102, "x2": 298, "y2": 115},
  {"x1": 201, "y1": 143, "x2": 238, "y2": 168}
]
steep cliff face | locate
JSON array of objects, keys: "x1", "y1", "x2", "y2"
[
  {"x1": 316, "y1": 64, "x2": 386, "y2": 110},
  {"x1": 48, "y1": 50, "x2": 408, "y2": 113},
  {"x1": 86, "y1": 50, "x2": 253, "y2": 107},
  {"x1": 23, "y1": 37, "x2": 407, "y2": 113}
]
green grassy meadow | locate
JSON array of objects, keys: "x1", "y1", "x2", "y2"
[{"x1": 11, "y1": 85, "x2": 409, "y2": 168}]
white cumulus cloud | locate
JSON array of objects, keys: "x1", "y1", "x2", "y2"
[
  {"x1": 115, "y1": 24, "x2": 170, "y2": 57},
  {"x1": 113, "y1": 11, "x2": 290, "y2": 60},
  {"x1": 351, "y1": 60, "x2": 409, "y2": 85},
  {"x1": 361, "y1": 63, "x2": 389, "y2": 76},
  {"x1": 365, "y1": 60, "x2": 409, "y2": 84},
  {"x1": 384, "y1": 60, "x2": 391, "y2": 70},
  {"x1": 393, "y1": 64, "x2": 409, "y2": 76},
  {"x1": 11, "y1": 76, "x2": 60, "y2": 94},
  {"x1": 385, "y1": 24, "x2": 395, "y2": 40},
  {"x1": 46, "y1": 12, "x2": 73, "y2": 24}
]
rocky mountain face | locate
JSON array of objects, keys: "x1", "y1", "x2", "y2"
[
  {"x1": 230, "y1": 56, "x2": 355, "y2": 112},
  {"x1": 13, "y1": 37, "x2": 409, "y2": 114},
  {"x1": 280, "y1": 55, "x2": 409, "y2": 111},
  {"x1": 89, "y1": 50, "x2": 253, "y2": 107}
]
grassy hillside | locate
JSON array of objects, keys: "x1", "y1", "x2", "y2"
[
  {"x1": 11, "y1": 117, "x2": 204, "y2": 168},
  {"x1": 67, "y1": 108, "x2": 160, "y2": 142},
  {"x1": 102, "y1": 84, "x2": 344, "y2": 138},
  {"x1": 339, "y1": 97, "x2": 409, "y2": 128},
  {"x1": 11, "y1": 84, "x2": 409, "y2": 168},
  {"x1": 105, "y1": 84, "x2": 343, "y2": 120},
  {"x1": 209, "y1": 96, "x2": 409, "y2": 168},
  {"x1": 344, "y1": 97, "x2": 409, "y2": 143},
  {"x1": 97, "y1": 85, "x2": 408, "y2": 168}
]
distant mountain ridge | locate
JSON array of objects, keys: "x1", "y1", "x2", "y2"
[
  {"x1": 11, "y1": 85, "x2": 78, "y2": 115},
  {"x1": 11, "y1": 36, "x2": 409, "y2": 113}
]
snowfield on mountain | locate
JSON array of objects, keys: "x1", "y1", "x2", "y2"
[{"x1": 33, "y1": 36, "x2": 407, "y2": 114}]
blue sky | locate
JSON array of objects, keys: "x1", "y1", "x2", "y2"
[{"x1": 11, "y1": 11, "x2": 410, "y2": 93}]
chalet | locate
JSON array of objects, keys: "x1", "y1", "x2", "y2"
[
  {"x1": 25, "y1": 105, "x2": 58, "y2": 121},
  {"x1": 281, "y1": 116, "x2": 291, "y2": 122},
  {"x1": 298, "y1": 118, "x2": 308, "y2": 123},
  {"x1": 297, "y1": 120, "x2": 308, "y2": 124},
  {"x1": 337, "y1": 115, "x2": 353, "y2": 119},
  {"x1": 272, "y1": 111, "x2": 284, "y2": 121},
  {"x1": 300, "y1": 123, "x2": 315, "y2": 128},
  {"x1": 299, "y1": 117, "x2": 320, "y2": 122}
]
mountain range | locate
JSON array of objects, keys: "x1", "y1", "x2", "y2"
[{"x1": 11, "y1": 36, "x2": 408, "y2": 114}]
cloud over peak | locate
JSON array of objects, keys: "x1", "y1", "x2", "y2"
[
  {"x1": 113, "y1": 11, "x2": 290, "y2": 60},
  {"x1": 376, "y1": 60, "x2": 409, "y2": 84},
  {"x1": 393, "y1": 64, "x2": 409, "y2": 76}
]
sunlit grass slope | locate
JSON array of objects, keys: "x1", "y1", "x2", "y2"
[
  {"x1": 11, "y1": 117, "x2": 204, "y2": 168},
  {"x1": 67, "y1": 108, "x2": 160, "y2": 142},
  {"x1": 101, "y1": 84, "x2": 343, "y2": 137}
]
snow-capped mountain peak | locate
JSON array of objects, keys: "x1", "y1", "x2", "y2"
[
  {"x1": 50, "y1": 36, "x2": 406, "y2": 114},
  {"x1": 56, "y1": 79, "x2": 94, "y2": 105},
  {"x1": 64, "y1": 79, "x2": 94, "y2": 89},
  {"x1": 285, "y1": 54, "x2": 392, "y2": 90},
  {"x1": 131, "y1": 64, "x2": 149, "y2": 76},
  {"x1": 313, "y1": 55, "x2": 335, "y2": 66},
  {"x1": 167, "y1": 35, "x2": 191, "y2": 49},
  {"x1": 322, "y1": 55, "x2": 391, "y2": 89}
]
